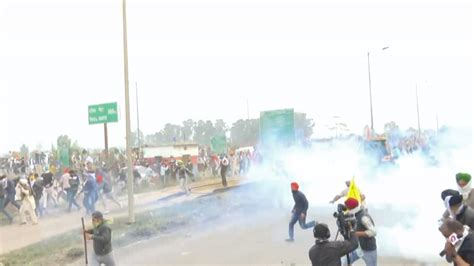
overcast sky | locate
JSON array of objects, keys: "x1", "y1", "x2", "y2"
[{"x1": 0, "y1": 0, "x2": 472, "y2": 153}]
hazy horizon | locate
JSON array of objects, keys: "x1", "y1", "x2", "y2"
[{"x1": 0, "y1": 0, "x2": 472, "y2": 153}]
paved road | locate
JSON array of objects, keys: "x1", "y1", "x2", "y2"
[{"x1": 106, "y1": 184, "x2": 450, "y2": 266}]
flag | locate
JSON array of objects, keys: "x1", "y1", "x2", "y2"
[{"x1": 346, "y1": 177, "x2": 362, "y2": 204}]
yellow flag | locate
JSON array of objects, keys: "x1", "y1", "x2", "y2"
[{"x1": 346, "y1": 177, "x2": 362, "y2": 204}]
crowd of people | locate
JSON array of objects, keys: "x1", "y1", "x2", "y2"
[
  {"x1": 0, "y1": 145, "x2": 262, "y2": 226},
  {"x1": 0, "y1": 161, "x2": 124, "y2": 226}
]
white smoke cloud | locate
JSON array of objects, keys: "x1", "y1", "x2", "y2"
[{"x1": 245, "y1": 127, "x2": 472, "y2": 262}]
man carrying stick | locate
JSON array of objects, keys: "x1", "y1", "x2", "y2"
[{"x1": 83, "y1": 211, "x2": 116, "y2": 266}]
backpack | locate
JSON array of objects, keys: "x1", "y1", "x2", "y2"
[
  {"x1": 69, "y1": 176, "x2": 80, "y2": 190},
  {"x1": 32, "y1": 182, "x2": 44, "y2": 200}
]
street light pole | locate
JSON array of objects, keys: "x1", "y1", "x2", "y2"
[
  {"x1": 367, "y1": 46, "x2": 389, "y2": 134},
  {"x1": 436, "y1": 114, "x2": 439, "y2": 135},
  {"x1": 416, "y1": 84, "x2": 421, "y2": 138},
  {"x1": 136, "y1": 82, "x2": 141, "y2": 158},
  {"x1": 246, "y1": 99, "x2": 249, "y2": 120},
  {"x1": 367, "y1": 52, "x2": 374, "y2": 132},
  {"x1": 122, "y1": 0, "x2": 135, "y2": 224}
]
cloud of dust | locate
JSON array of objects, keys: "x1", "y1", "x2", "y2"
[{"x1": 243, "y1": 127, "x2": 473, "y2": 262}]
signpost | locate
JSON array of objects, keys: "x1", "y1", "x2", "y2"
[
  {"x1": 88, "y1": 102, "x2": 118, "y2": 125},
  {"x1": 259, "y1": 109, "x2": 295, "y2": 147},
  {"x1": 58, "y1": 146, "x2": 70, "y2": 168},
  {"x1": 88, "y1": 102, "x2": 119, "y2": 156},
  {"x1": 210, "y1": 135, "x2": 227, "y2": 154}
]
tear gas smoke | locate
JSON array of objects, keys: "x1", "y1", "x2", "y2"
[{"x1": 244, "y1": 127, "x2": 472, "y2": 262}]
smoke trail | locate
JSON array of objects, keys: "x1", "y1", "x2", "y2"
[{"x1": 245, "y1": 127, "x2": 472, "y2": 262}]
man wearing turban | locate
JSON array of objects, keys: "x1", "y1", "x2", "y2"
[{"x1": 343, "y1": 198, "x2": 377, "y2": 266}]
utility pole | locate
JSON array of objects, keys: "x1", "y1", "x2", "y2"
[
  {"x1": 367, "y1": 46, "x2": 389, "y2": 134},
  {"x1": 436, "y1": 114, "x2": 439, "y2": 135},
  {"x1": 367, "y1": 52, "x2": 374, "y2": 132},
  {"x1": 416, "y1": 84, "x2": 421, "y2": 139},
  {"x1": 246, "y1": 99, "x2": 249, "y2": 120},
  {"x1": 104, "y1": 123, "x2": 108, "y2": 157},
  {"x1": 136, "y1": 82, "x2": 141, "y2": 158},
  {"x1": 122, "y1": 0, "x2": 135, "y2": 224}
]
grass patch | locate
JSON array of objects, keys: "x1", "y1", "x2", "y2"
[
  {"x1": 0, "y1": 213, "x2": 173, "y2": 265},
  {"x1": 0, "y1": 230, "x2": 83, "y2": 266}
]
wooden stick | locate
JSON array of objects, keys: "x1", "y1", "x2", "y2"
[{"x1": 81, "y1": 217, "x2": 88, "y2": 265}]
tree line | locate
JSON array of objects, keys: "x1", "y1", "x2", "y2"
[{"x1": 133, "y1": 113, "x2": 315, "y2": 148}]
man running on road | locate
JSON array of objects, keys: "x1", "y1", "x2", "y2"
[{"x1": 286, "y1": 182, "x2": 316, "y2": 242}]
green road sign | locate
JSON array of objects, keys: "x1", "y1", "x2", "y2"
[
  {"x1": 211, "y1": 135, "x2": 227, "y2": 154},
  {"x1": 58, "y1": 146, "x2": 70, "y2": 167},
  {"x1": 260, "y1": 108, "x2": 295, "y2": 145},
  {"x1": 88, "y1": 102, "x2": 118, "y2": 125}
]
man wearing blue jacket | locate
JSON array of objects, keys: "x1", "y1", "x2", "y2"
[{"x1": 286, "y1": 182, "x2": 316, "y2": 242}]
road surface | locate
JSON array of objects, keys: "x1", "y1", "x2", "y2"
[{"x1": 104, "y1": 183, "x2": 450, "y2": 266}]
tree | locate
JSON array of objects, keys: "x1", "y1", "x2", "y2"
[
  {"x1": 384, "y1": 121, "x2": 400, "y2": 135},
  {"x1": 137, "y1": 114, "x2": 313, "y2": 147},
  {"x1": 160, "y1": 123, "x2": 182, "y2": 144},
  {"x1": 192, "y1": 120, "x2": 216, "y2": 145},
  {"x1": 35, "y1": 143, "x2": 43, "y2": 151},
  {"x1": 193, "y1": 120, "x2": 207, "y2": 145},
  {"x1": 131, "y1": 130, "x2": 145, "y2": 147},
  {"x1": 295, "y1": 113, "x2": 315, "y2": 139},
  {"x1": 214, "y1": 119, "x2": 228, "y2": 137},
  {"x1": 20, "y1": 144, "x2": 29, "y2": 159},
  {"x1": 203, "y1": 120, "x2": 216, "y2": 144},
  {"x1": 326, "y1": 116, "x2": 348, "y2": 138},
  {"x1": 50, "y1": 144, "x2": 58, "y2": 163},
  {"x1": 230, "y1": 119, "x2": 259, "y2": 147},
  {"x1": 144, "y1": 133, "x2": 158, "y2": 146},
  {"x1": 181, "y1": 119, "x2": 195, "y2": 142},
  {"x1": 57, "y1": 135, "x2": 72, "y2": 149}
]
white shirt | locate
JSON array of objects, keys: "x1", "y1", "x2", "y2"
[
  {"x1": 339, "y1": 188, "x2": 366, "y2": 206},
  {"x1": 361, "y1": 215, "x2": 377, "y2": 237}
]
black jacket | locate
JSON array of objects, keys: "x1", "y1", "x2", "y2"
[
  {"x1": 446, "y1": 233, "x2": 474, "y2": 265},
  {"x1": 292, "y1": 190, "x2": 309, "y2": 214},
  {"x1": 6, "y1": 179, "x2": 16, "y2": 195},
  {"x1": 42, "y1": 172, "x2": 54, "y2": 188},
  {"x1": 86, "y1": 222, "x2": 113, "y2": 256},
  {"x1": 32, "y1": 180, "x2": 44, "y2": 201},
  {"x1": 177, "y1": 166, "x2": 193, "y2": 179},
  {"x1": 309, "y1": 232, "x2": 359, "y2": 266},
  {"x1": 456, "y1": 206, "x2": 474, "y2": 231},
  {"x1": 458, "y1": 233, "x2": 474, "y2": 265},
  {"x1": 355, "y1": 209, "x2": 377, "y2": 251}
]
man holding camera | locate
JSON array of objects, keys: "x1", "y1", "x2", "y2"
[
  {"x1": 439, "y1": 219, "x2": 474, "y2": 265},
  {"x1": 309, "y1": 223, "x2": 359, "y2": 266},
  {"x1": 343, "y1": 198, "x2": 377, "y2": 266}
]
